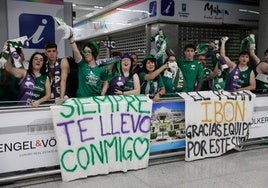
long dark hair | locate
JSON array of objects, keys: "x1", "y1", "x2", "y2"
[
  {"x1": 143, "y1": 58, "x2": 159, "y2": 81},
  {"x1": 28, "y1": 52, "x2": 47, "y2": 77}
]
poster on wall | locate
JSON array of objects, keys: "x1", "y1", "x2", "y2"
[
  {"x1": 179, "y1": 90, "x2": 256, "y2": 161},
  {"x1": 0, "y1": 109, "x2": 59, "y2": 173},
  {"x1": 150, "y1": 99, "x2": 186, "y2": 153},
  {"x1": 6, "y1": 0, "x2": 65, "y2": 60},
  {"x1": 50, "y1": 95, "x2": 153, "y2": 182}
]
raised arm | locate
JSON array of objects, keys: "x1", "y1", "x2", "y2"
[
  {"x1": 5, "y1": 56, "x2": 25, "y2": 79},
  {"x1": 144, "y1": 63, "x2": 168, "y2": 81},
  {"x1": 68, "y1": 36, "x2": 82, "y2": 63},
  {"x1": 249, "y1": 48, "x2": 261, "y2": 65},
  {"x1": 220, "y1": 37, "x2": 235, "y2": 69},
  {"x1": 208, "y1": 55, "x2": 219, "y2": 79}
]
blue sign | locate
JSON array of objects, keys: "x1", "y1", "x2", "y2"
[
  {"x1": 149, "y1": 1, "x2": 157, "y2": 17},
  {"x1": 182, "y1": 3, "x2": 187, "y2": 12},
  {"x1": 161, "y1": 0, "x2": 174, "y2": 16},
  {"x1": 19, "y1": 13, "x2": 55, "y2": 49}
]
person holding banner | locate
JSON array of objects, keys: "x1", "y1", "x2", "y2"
[
  {"x1": 68, "y1": 37, "x2": 109, "y2": 97},
  {"x1": 107, "y1": 53, "x2": 140, "y2": 95},
  {"x1": 5, "y1": 52, "x2": 51, "y2": 107},
  {"x1": 220, "y1": 37, "x2": 256, "y2": 92},
  {"x1": 139, "y1": 54, "x2": 167, "y2": 102}
]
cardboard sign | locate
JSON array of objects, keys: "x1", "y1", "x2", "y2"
[{"x1": 50, "y1": 95, "x2": 153, "y2": 182}]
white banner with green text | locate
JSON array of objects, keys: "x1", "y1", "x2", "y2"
[{"x1": 50, "y1": 95, "x2": 153, "y2": 182}]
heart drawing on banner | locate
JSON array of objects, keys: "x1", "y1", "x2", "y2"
[{"x1": 133, "y1": 137, "x2": 150, "y2": 160}]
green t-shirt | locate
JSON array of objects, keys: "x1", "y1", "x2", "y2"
[
  {"x1": 161, "y1": 69, "x2": 184, "y2": 93},
  {"x1": 177, "y1": 58, "x2": 204, "y2": 92},
  {"x1": 77, "y1": 59, "x2": 108, "y2": 97}
]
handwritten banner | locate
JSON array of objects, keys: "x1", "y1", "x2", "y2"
[
  {"x1": 50, "y1": 95, "x2": 153, "y2": 182},
  {"x1": 179, "y1": 91, "x2": 256, "y2": 161}
]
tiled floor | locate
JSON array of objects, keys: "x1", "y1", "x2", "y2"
[{"x1": 2, "y1": 147, "x2": 268, "y2": 188}]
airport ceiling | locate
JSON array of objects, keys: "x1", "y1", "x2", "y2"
[
  {"x1": 64, "y1": 0, "x2": 259, "y2": 24},
  {"x1": 64, "y1": 0, "x2": 122, "y2": 23}
]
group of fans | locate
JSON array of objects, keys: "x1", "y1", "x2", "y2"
[{"x1": 0, "y1": 30, "x2": 267, "y2": 107}]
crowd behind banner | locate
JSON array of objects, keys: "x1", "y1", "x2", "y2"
[{"x1": 1, "y1": 20, "x2": 268, "y2": 107}]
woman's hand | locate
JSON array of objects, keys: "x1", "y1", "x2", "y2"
[
  {"x1": 31, "y1": 100, "x2": 40, "y2": 108},
  {"x1": 55, "y1": 98, "x2": 65, "y2": 105},
  {"x1": 153, "y1": 93, "x2": 161, "y2": 102},
  {"x1": 114, "y1": 89, "x2": 124, "y2": 95}
]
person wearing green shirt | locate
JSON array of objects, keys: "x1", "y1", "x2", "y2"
[
  {"x1": 67, "y1": 37, "x2": 108, "y2": 97},
  {"x1": 160, "y1": 55, "x2": 184, "y2": 95},
  {"x1": 139, "y1": 54, "x2": 168, "y2": 102},
  {"x1": 177, "y1": 44, "x2": 204, "y2": 92}
]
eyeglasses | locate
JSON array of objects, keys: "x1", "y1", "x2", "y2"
[{"x1": 81, "y1": 49, "x2": 92, "y2": 55}]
